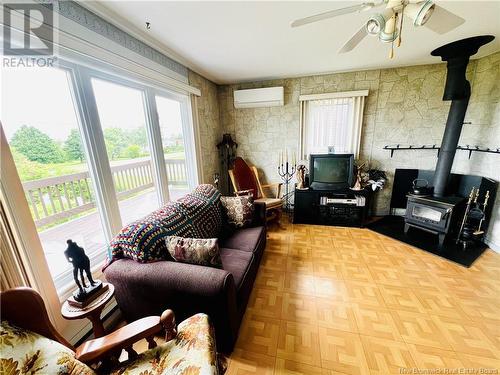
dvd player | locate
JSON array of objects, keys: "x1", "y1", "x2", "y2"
[{"x1": 326, "y1": 198, "x2": 357, "y2": 205}]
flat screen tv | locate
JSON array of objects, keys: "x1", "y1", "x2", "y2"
[{"x1": 309, "y1": 154, "x2": 354, "y2": 190}]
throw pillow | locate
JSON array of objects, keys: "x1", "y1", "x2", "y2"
[
  {"x1": 165, "y1": 236, "x2": 222, "y2": 268},
  {"x1": 220, "y1": 195, "x2": 254, "y2": 228}
]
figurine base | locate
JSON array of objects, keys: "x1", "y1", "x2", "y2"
[{"x1": 68, "y1": 281, "x2": 106, "y2": 308}]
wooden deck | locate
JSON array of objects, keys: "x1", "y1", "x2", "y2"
[{"x1": 39, "y1": 187, "x2": 189, "y2": 278}]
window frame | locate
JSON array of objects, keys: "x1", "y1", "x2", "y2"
[
  {"x1": 299, "y1": 90, "x2": 369, "y2": 160},
  {"x1": 153, "y1": 91, "x2": 199, "y2": 191},
  {"x1": 2, "y1": 58, "x2": 199, "y2": 300}
]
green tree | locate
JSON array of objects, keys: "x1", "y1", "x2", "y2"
[
  {"x1": 64, "y1": 129, "x2": 85, "y2": 162},
  {"x1": 11, "y1": 148, "x2": 46, "y2": 181},
  {"x1": 103, "y1": 127, "x2": 127, "y2": 160},
  {"x1": 128, "y1": 127, "x2": 148, "y2": 150},
  {"x1": 10, "y1": 125, "x2": 64, "y2": 164},
  {"x1": 123, "y1": 144, "x2": 141, "y2": 159}
]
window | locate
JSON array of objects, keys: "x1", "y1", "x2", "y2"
[
  {"x1": 1, "y1": 61, "x2": 199, "y2": 295},
  {"x1": 2, "y1": 66, "x2": 108, "y2": 287},
  {"x1": 300, "y1": 91, "x2": 369, "y2": 158},
  {"x1": 91, "y1": 78, "x2": 159, "y2": 224},
  {"x1": 155, "y1": 95, "x2": 193, "y2": 200}
]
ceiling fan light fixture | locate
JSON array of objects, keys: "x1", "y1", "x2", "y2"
[
  {"x1": 379, "y1": 28, "x2": 399, "y2": 43},
  {"x1": 379, "y1": 14, "x2": 398, "y2": 43},
  {"x1": 406, "y1": 0, "x2": 435, "y2": 26},
  {"x1": 366, "y1": 13, "x2": 386, "y2": 35}
]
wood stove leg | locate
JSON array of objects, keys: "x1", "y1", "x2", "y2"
[
  {"x1": 404, "y1": 223, "x2": 410, "y2": 235},
  {"x1": 438, "y1": 233, "x2": 445, "y2": 250}
]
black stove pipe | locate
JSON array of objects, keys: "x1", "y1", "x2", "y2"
[
  {"x1": 433, "y1": 89, "x2": 470, "y2": 197},
  {"x1": 431, "y1": 35, "x2": 494, "y2": 197}
]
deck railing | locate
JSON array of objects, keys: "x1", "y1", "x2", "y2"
[{"x1": 22, "y1": 158, "x2": 187, "y2": 228}]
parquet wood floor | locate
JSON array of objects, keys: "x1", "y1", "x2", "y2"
[{"x1": 227, "y1": 221, "x2": 500, "y2": 374}]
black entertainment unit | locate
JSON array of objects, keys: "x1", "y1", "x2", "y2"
[{"x1": 293, "y1": 188, "x2": 371, "y2": 227}]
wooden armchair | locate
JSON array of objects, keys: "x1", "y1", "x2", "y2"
[
  {"x1": 229, "y1": 157, "x2": 283, "y2": 224},
  {"x1": 0, "y1": 287, "x2": 218, "y2": 374}
]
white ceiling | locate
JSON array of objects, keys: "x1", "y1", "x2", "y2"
[{"x1": 91, "y1": 1, "x2": 500, "y2": 84}]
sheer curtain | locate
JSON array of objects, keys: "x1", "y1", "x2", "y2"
[{"x1": 300, "y1": 91, "x2": 368, "y2": 159}]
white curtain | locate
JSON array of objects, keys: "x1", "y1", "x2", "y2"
[{"x1": 300, "y1": 92, "x2": 367, "y2": 159}]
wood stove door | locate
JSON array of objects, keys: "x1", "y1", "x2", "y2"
[{"x1": 405, "y1": 200, "x2": 452, "y2": 233}]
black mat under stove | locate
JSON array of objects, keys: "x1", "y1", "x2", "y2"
[{"x1": 367, "y1": 215, "x2": 487, "y2": 267}]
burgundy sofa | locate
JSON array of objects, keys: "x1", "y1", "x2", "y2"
[{"x1": 104, "y1": 191, "x2": 266, "y2": 353}]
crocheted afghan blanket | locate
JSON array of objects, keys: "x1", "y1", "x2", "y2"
[{"x1": 103, "y1": 184, "x2": 222, "y2": 269}]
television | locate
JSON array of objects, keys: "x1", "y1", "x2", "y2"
[{"x1": 309, "y1": 154, "x2": 355, "y2": 190}]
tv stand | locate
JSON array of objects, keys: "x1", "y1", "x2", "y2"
[{"x1": 293, "y1": 188, "x2": 371, "y2": 227}]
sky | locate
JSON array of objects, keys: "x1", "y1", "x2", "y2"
[
  {"x1": 1, "y1": 66, "x2": 184, "y2": 143},
  {"x1": 1, "y1": 67, "x2": 79, "y2": 141}
]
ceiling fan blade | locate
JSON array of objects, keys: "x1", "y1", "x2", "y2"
[
  {"x1": 338, "y1": 24, "x2": 368, "y2": 53},
  {"x1": 424, "y1": 4, "x2": 465, "y2": 34},
  {"x1": 291, "y1": 3, "x2": 375, "y2": 28}
]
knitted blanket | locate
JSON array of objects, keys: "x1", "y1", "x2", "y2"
[{"x1": 103, "y1": 184, "x2": 222, "y2": 269}]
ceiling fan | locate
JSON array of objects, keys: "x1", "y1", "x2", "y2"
[{"x1": 291, "y1": 0, "x2": 465, "y2": 58}]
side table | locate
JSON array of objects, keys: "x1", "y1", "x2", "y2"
[{"x1": 61, "y1": 283, "x2": 115, "y2": 338}]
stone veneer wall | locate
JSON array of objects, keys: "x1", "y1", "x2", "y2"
[
  {"x1": 217, "y1": 52, "x2": 500, "y2": 250},
  {"x1": 188, "y1": 70, "x2": 223, "y2": 184}
]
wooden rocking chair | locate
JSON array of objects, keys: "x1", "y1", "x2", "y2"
[{"x1": 229, "y1": 157, "x2": 283, "y2": 224}]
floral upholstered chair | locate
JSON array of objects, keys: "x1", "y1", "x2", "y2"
[{"x1": 0, "y1": 288, "x2": 219, "y2": 374}]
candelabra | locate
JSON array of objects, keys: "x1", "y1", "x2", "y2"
[{"x1": 277, "y1": 160, "x2": 296, "y2": 213}]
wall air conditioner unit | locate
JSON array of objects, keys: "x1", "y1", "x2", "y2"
[{"x1": 233, "y1": 87, "x2": 284, "y2": 108}]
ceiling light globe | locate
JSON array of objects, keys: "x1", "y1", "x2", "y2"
[
  {"x1": 366, "y1": 14, "x2": 386, "y2": 36},
  {"x1": 379, "y1": 28, "x2": 399, "y2": 43},
  {"x1": 406, "y1": 0, "x2": 436, "y2": 27}
]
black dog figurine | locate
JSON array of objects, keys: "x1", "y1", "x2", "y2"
[{"x1": 64, "y1": 239, "x2": 100, "y2": 301}]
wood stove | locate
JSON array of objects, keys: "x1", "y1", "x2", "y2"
[
  {"x1": 404, "y1": 35, "x2": 494, "y2": 247},
  {"x1": 405, "y1": 196, "x2": 465, "y2": 247}
]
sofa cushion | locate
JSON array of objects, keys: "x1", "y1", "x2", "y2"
[
  {"x1": 221, "y1": 226, "x2": 266, "y2": 254},
  {"x1": 166, "y1": 236, "x2": 222, "y2": 268},
  {"x1": 110, "y1": 313, "x2": 218, "y2": 375},
  {"x1": 220, "y1": 248, "x2": 253, "y2": 290}
]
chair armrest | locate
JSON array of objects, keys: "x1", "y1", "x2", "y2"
[
  {"x1": 235, "y1": 189, "x2": 253, "y2": 196},
  {"x1": 75, "y1": 309, "x2": 176, "y2": 364},
  {"x1": 261, "y1": 183, "x2": 283, "y2": 199}
]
